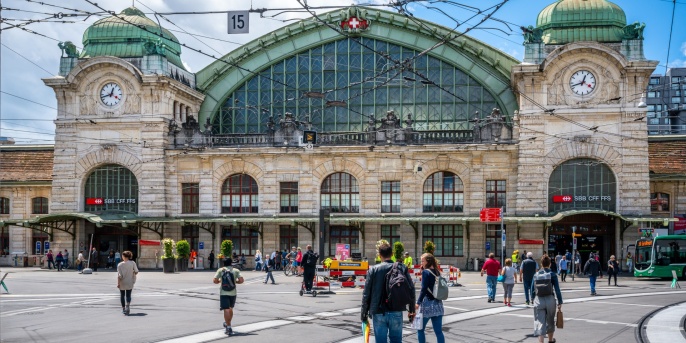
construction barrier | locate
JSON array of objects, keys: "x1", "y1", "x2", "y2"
[
  {"x1": 412, "y1": 264, "x2": 461, "y2": 286},
  {"x1": 314, "y1": 263, "x2": 368, "y2": 292}
]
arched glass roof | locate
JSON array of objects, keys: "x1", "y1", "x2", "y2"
[{"x1": 213, "y1": 37, "x2": 502, "y2": 134}]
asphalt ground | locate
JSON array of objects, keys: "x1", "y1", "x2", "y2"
[{"x1": 0, "y1": 267, "x2": 684, "y2": 343}]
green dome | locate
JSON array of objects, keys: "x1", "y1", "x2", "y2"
[
  {"x1": 81, "y1": 7, "x2": 186, "y2": 70},
  {"x1": 536, "y1": 0, "x2": 627, "y2": 44}
]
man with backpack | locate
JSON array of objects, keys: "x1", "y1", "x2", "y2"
[
  {"x1": 213, "y1": 258, "x2": 244, "y2": 336},
  {"x1": 302, "y1": 245, "x2": 319, "y2": 293},
  {"x1": 361, "y1": 243, "x2": 416, "y2": 343}
]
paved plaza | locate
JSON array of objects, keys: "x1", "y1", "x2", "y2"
[{"x1": 1, "y1": 267, "x2": 685, "y2": 343}]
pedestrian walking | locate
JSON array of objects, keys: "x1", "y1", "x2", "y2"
[
  {"x1": 117, "y1": 251, "x2": 139, "y2": 315},
  {"x1": 254, "y1": 250, "x2": 263, "y2": 271},
  {"x1": 558, "y1": 256, "x2": 568, "y2": 282},
  {"x1": 481, "y1": 253, "x2": 501, "y2": 303},
  {"x1": 302, "y1": 245, "x2": 319, "y2": 292},
  {"x1": 46, "y1": 250, "x2": 55, "y2": 270},
  {"x1": 63, "y1": 249, "x2": 70, "y2": 269},
  {"x1": 553, "y1": 252, "x2": 562, "y2": 274},
  {"x1": 55, "y1": 250, "x2": 64, "y2": 272},
  {"x1": 296, "y1": 247, "x2": 303, "y2": 275},
  {"x1": 263, "y1": 252, "x2": 276, "y2": 284},
  {"x1": 77, "y1": 250, "x2": 85, "y2": 273},
  {"x1": 626, "y1": 252, "x2": 633, "y2": 274},
  {"x1": 55, "y1": 251, "x2": 64, "y2": 271},
  {"x1": 521, "y1": 250, "x2": 528, "y2": 263},
  {"x1": 574, "y1": 250, "x2": 582, "y2": 275},
  {"x1": 520, "y1": 252, "x2": 537, "y2": 305},
  {"x1": 274, "y1": 250, "x2": 282, "y2": 270},
  {"x1": 583, "y1": 253, "x2": 603, "y2": 295},
  {"x1": 213, "y1": 257, "x2": 244, "y2": 336},
  {"x1": 90, "y1": 247, "x2": 99, "y2": 271},
  {"x1": 361, "y1": 243, "x2": 416, "y2": 343},
  {"x1": 511, "y1": 250, "x2": 519, "y2": 271},
  {"x1": 107, "y1": 250, "x2": 115, "y2": 269},
  {"x1": 114, "y1": 250, "x2": 121, "y2": 266},
  {"x1": 501, "y1": 258, "x2": 517, "y2": 306},
  {"x1": 415, "y1": 253, "x2": 445, "y2": 343},
  {"x1": 607, "y1": 255, "x2": 619, "y2": 286},
  {"x1": 208, "y1": 250, "x2": 215, "y2": 270},
  {"x1": 531, "y1": 255, "x2": 563, "y2": 343},
  {"x1": 190, "y1": 249, "x2": 197, "y2": 269}
]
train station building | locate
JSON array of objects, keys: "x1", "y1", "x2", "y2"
[{"x1": 1, "y1": 1, "x2": 684, "y2": 269}]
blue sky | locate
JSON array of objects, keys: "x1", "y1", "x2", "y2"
[{"x1": 1, "y1": 0, "x2": 685, "y2": 144}]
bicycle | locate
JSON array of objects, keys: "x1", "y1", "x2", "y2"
[{"x1": 284, "y1": 262, "x2": 296, "y2": 276}]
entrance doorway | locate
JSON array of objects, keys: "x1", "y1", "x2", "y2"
[
  {"x1": 85, "y1": 222, "x2": 139, "y2": 266},
  {"x1": 549, "y1": 214, "x2": 615, "y2": 267}
]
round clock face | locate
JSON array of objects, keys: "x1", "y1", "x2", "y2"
[
  {"x1": 569, "y1": 70, "x2": 596, "y2": 96},
  {"x1": 100, "y1": 82, "x2": 123, "y2": 107}
]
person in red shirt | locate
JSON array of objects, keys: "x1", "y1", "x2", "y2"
[{"x1": 481, "y1": 253, "x2": 502, "y2": 303}]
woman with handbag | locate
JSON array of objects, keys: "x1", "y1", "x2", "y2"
[
  {"x1": 117, "y1": 250, "x2": 139, "y2": 315},
  {"x1": 254, "y1": 250, "x2": 263, "y2": 271},
  {"x1": 531, "y1": 255, "x2": 563, "y2": 343},
  {"x1": 414, "y1": 253, "x2": 445, "y2": 343},
  {"x1": 500, "y1": 258, "x2": 517, "y2": 306}
]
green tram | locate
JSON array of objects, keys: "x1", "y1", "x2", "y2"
[{"x1": 634, "y1": 235, "x2": 686, "y2": 279}]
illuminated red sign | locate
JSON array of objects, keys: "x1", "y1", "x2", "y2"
[
  {"x1": 552, "y1": 195, "x2": 573, "y2": 203},
  {"x1": 86, "y1": 197, "x2": 104, "y2": 205},
  {"x1": 480, "y1": 208, "x2": 502, "y2": 222}
]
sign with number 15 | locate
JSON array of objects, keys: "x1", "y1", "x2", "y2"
[{"x1": 227, "y1": 11, "x2": 249, "y2": 34}]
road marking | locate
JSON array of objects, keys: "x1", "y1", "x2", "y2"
[
  {"x1": 314, "y1": 311, "x2": 343, "y2": 317},
  {"x1": 155, "y1": 319, "x2": 292, "y2": 343},
  {"x1": 340, "y1": 307, "x2": 361, "y2": 314},
  {"x1": 592, "y1": 301, "x2": 663, "y2": 308},
  {"x1": 287, "y1": 316, "x2": 315, "y2": 321},
  {"x1": 645, "y1": 303, "x2": 686, "y2": 343},
  {"x1": 443, "y1": 305, "x2": 468, "y2": 311},
  {"x1": 501, "y1": 313, "x2": 638, "y2": 327}
]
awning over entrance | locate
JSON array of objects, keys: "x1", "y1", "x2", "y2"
[{"x1": 0, "y1": 210, "x2": 676, "y2": 227}]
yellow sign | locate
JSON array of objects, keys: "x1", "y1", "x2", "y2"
[
  {"x1": 572, "y1": 233, "x2": 582, "y2": 237},
  {"x1": 329, "y1": 260, "x2": 368, "y2": 270}
]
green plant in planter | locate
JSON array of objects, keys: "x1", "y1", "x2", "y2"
[
  {"x1": 176, "y1": 240, "x2": 191, "y2": 259},
  {"x1": 220, "y1": 240, "x2": 234, "y2": 259},
  {"x1": 424, "y1": 240, "x2": 435, "y2": 255},
  {"x1": 161, "y1": 238, "x2": 175, "y2": 259},
  {"x1": 393, "y1": 241, "x2": 405, "y2": 262}
]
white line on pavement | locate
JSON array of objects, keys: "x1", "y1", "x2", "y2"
[
  {"x1": 592, "y1": 301, "x2": 663, "y2": 308},
  {"x1": 155, "y1": 320, "x2": 292, "y2": 343},
  {"x1": 443, "y1": 305, "x2": 469, "y2": 311},
  {"x1": 645, "y1": 302, "x2": 686, "y2": 343},
  {"x1": 501, "y1": 313, "x2": 638, "y2": 327}
]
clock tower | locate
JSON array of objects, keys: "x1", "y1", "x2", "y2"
[{"x1": 511, "y1": 0, "x2": 658, "y2": 253}]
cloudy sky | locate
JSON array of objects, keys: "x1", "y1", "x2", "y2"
[{"x1": 1, "y1": 0, "x2": 684, "y2": 144}]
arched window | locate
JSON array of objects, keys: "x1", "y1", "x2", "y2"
[
  {"x1": 221, "y1": 174, "x2": 259, "y2": 213},
  {"x1": 84, "y1": 164, "x2": 139, "y2": 213},
  {"x1": 423, "y1": 171, "x2": 464, "y2": 212},
  {"x1": 548, "y1": 158, "x2": 616, "y2": 213},
  {"x1": 32, "y1": 197, "x2": 49, "y2": 214},
  {"x1": 321, "y1": 172, "x2": 359, "y2": 213},
  {"x1": 0, "y1": 197, "x2": 9, "y2": 214}
]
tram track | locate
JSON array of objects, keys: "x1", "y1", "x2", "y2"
[{"x1": 635, "y1": 300, "x2": 686, "y2": 343}]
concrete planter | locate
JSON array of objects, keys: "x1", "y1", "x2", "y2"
[{"x1": 162, "y1": 258, "x2": 176, "y2": 273}]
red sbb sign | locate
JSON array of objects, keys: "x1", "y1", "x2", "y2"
[
  {"x1": 480, "y1": 208, "x2": 502, "y2": 222},
  {"x1": 519, "y1": 239, "x2": 544, "y2": 245},
  {"x1": 552, "y1": 195, "x2": 573, "y2": 203},
  {"x1": 86, "y1": 197, "x2": 104, "y2": 205}
]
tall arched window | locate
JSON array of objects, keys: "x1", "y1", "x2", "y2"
[
  {"x1": 321, "y1": 172, "x2": 359, "y2": 213},
  {"x1": 423, "y1": 171, "x2": 464, "y2": 212},
  {"x1": 548, "y1": 158, "x2": 616, "y2": 213},
  {"x1": 221, "y1": 174, "x2": 259, "y2": 213},
  {"x1": 84, "y1": 164, "x2": 139, "y2": 213}
]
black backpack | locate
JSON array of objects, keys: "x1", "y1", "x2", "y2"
[
  {"x1": 534, "y1": 270, "x2": 553, "y2": 297},
  {"x1": 384, "y1": 262, "x2": 414, "y2": 311},
  {"x1": 304, "y1": 251, "x2": 319, "y2": 267},
  {"x1": 221, "y1": 268, "x2": 236, "y2": 292}
]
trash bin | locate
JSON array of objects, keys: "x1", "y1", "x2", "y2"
[{"x1": 196, "y1": 256, "x2": 204, "y2": 270}]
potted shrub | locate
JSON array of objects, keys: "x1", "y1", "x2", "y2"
[
  {"x1": 424, "y1": 240, "x2": 435, "y2": 255},
  {"x1": 176, "y1": 239, "x2": 191, "y2": 272},
  {"x1": 161, "y1": 238, "x2": 176, "y2": 273},
  {"x1": 220, "y1": 239, "x2": 233, "y2": 266},
  {"x1": 393, "y1": 241, "x2": 405, "y2": 262}
]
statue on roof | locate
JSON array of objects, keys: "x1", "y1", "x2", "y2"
[
  {"x1": 143, "y1": 38, "x2": 167, "y2": 56},
  {"x1": 622, "y1": 22, "x2": 646, "y2": 40},
  {"x1": 58, "y1": 41, "x2": 79, "y2": 58},
  {"x1": 521, "y1": 25, "x2": 543, "y2": 44}
]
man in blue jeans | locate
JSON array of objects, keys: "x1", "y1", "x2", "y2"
[
  {"x1": 361, "y1": 243, "x2": 415, "y2": 343},
  {"x1": 583, "y1": 253, "x2": 603, "y2": 295},
  {"x1": 481, "y1": 253, "x2": 501, "y2": 302}
]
